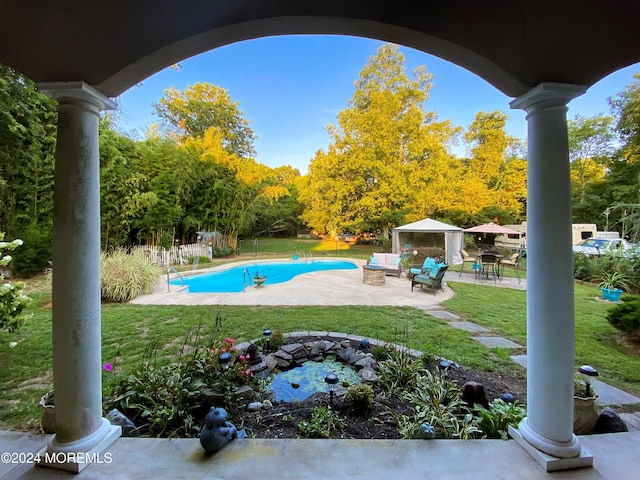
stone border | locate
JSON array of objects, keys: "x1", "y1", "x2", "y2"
[{"x1": 237, "y1": 331, "x2": 424, "y2": 361}]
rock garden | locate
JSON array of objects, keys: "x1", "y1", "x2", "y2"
[{"x1": 101, "y1": 326, "x2": 530, "y2": 441}]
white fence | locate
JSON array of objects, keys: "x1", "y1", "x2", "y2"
[{"x1": 130, "y1": 244, "x2": 213, "y2": 266}]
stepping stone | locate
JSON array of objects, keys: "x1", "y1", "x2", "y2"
[
  {"x1": 619, "y1": 413, "x2": 640, "y2": 431},
  {"x1": 592, "y1": 379, "x2": 640, "y2": 406},
  {"x1": 447, "y1": 321, "x2": 489, "y2": 333},
  {"x1": 426, "y1": 310, "x2": 460, "y2": 320},
  {"x1": 510, "y1": 355, "x2": 527, "y2": 369},
  {"x1": 474, "y1": 336, "x2": 523, "y2": 349}
]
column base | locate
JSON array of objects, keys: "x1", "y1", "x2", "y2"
[
  {"x1": 38, "y1": 419, "x2": 121, "y2": 473},
  {"x1": 509, "y1": 423, "x2": 593, "y2": 472}
]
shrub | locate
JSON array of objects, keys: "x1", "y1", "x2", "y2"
[
  {"x1": 9, "y1": 226, "x2": 52, "y2": 278},
  {"x1": 344, "y1": 384, "x2": 373, "y2": 413},
  {"x1": 378, "y1": 349, "x2": 423, "y2": 395},
  {"x1": 606, "y1": 295, "x2": 640, "y2": 338},
  {"x1": 187, "y1": 256, "x2": 211, "y2": 265},
  {"x1": 100, "y1": 249, "x2": 162, "y2": 302},
  {"x1": 473, "y1": 398, "x2": 526, "y2": 440},
  {"x1": 395, "y1": 369, "x2": 480, "y2": 439},
  {"x1": 212, "y1": 246, "x2": 234, "y2": 258},
  {"x1": 371, "y1": 342, "x2": 395, "y2": 361},
  {"x1": 105, "y1": 316, "x2": 264, "y2": 437},
  {"x1": 0, "y1": 233, "x2": 32, "y2": 331},
  {"x1": 298, "y1": 406, "x2": 346, "y2": 438}
]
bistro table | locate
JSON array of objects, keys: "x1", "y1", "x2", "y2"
[{"x1": 475, "y1": 253, "x2": 503, "y2": 281}]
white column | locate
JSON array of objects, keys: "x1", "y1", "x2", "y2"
[
  {"x1": 509, "y1": 83, "x2": 588, "y2": 465},
  {"x1": 38, "y1": 82, "x2": 120, "y2": 473}
]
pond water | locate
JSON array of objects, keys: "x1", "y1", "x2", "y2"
[
  {"x1": 268, "y1": 358, "x2": 361, "y2": 402},
  {"x1": 171, "y1": 260, "x2": 358, "y2": 293}
]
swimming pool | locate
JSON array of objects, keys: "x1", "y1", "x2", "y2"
[{"x1": 171, "y1": 260, "x2": 358, "y2": 293}]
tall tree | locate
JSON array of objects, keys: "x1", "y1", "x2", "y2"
[
  {"x1": 567, "y1": 114, "x2": 614, "y2": 205},
  {"x1": 0, "y1": 65, "x2": 57, "y2": 236},
  {"x1": 463, "y1": 111, "x2": 526, "y2": 218},
  {"x1": 153, "y1": 83, "x2": 257, "y2": 158},
  {"x1": 301, "y1": 44, "x2": 450, "y2": 237}
]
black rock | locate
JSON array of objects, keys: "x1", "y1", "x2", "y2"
[
  {"x1": 461, "y1": 381, "x2": 489, "y2": 409},
  {"x1": 592, "y1": 407, "x2": 628, "y2": 434}
]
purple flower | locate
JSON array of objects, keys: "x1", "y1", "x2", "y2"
[{"x1": 102, "y1": 363, "x2": 113, "y2": 372}]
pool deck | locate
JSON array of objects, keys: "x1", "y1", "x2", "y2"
[{"x1": 132, "y1": 257, "x2": 524, "y2": 307}]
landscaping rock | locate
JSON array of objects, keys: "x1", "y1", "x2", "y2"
[
  {"x1": 107, "y1": 408, "x2": 139, "y2": 437},
  {"x1": 231, "y1": 386, "x2": 254, "y2": 408},
  {"x1": 359, "y1": 368, "x2": 379, "y2": 383},
  {"x1": 592, "y1": 407, "x2": 628, "y2": 434},
  {"x1": 336, "y1": 347, "x2": 357, "y2": 363},
  {"x1": 355, "y1": 356, "x2": 378, "y2": 371},
  {"x1": 281, "y1": 343, "x2": 304, "y2": 355}
]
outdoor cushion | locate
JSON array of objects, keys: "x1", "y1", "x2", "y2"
[
  {"x1": 369, "y1": 256, "x2": 379, "y2": 264},
  {"x1": 391, "y1": 257, "x2": 401, "y2": 266},
  {"x1": 429, "y1": 262, "x2": 447, "y2": 278}
]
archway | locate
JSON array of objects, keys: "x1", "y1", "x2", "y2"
[{"x1": 3, "y1": 3, "x2": 640, "y2": 473}]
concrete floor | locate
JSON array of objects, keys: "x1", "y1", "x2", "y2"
[
  {"x1": 6, "y1": 260, "x2": 640, "y2": 479},
  {"x1": 4, "y1": 430, "x2": 640, "y2": 480}
]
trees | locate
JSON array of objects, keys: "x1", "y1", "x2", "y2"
[
  {"x1": 153, "y1": 83, "x2": 257, "y2": 158},
  {"x1": 463, "y1": 111, "x2": 526, "y2": 219},
  {"x1": 567, "y1": 114, "x2": 614, "y2": 209},
  {"x1": 301, "y1": 44, "x2": 447, "y2": 237},
  {"x1": 0, "y1": 65, "x2": 57, "y2": 237}
]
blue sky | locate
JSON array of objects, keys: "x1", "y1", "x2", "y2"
[{"x1": 115, "y1": 35, "x2": 640, "y2": 173}]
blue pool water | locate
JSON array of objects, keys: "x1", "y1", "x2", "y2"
[{"x1": 171, "y1": 260, "x2": 358, "y2": 293}]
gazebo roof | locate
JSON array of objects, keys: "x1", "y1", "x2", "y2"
[{"x1": 392, "y1": 218, "x2": 462, "y2": 233}]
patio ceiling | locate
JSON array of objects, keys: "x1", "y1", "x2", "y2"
[{"x1": 1, "y1": 1, "x2": 640, "y2": 98}]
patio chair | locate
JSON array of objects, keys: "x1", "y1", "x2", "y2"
[
  {"x1": 499, "y1": 252, "x2": 521, "y2": 284},
  {"x1": 458, "y1": 249, "x2": 476, "y2": 277},
  {"x1": 408, "y1": 257, "x2": 437, "y2": 279},
  {"x1": 411, "y1": 264, "x2": 449, "y2": 295},
  {"x1": 479, "y1": 253, "x2": 499, "y2": 284}
]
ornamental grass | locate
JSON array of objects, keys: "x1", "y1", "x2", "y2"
[{"x1": 101, "y1": 250, "x2": 162, "y2": 302}]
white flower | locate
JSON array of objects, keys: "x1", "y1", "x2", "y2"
[
  {"x1": 413, "y1": 250, "x2": 418, "y2": 256},
  {"x1": 12, "y1": 239, "x2": 23, "y2": 246},
  {"x1": 9, "y1": 342, "x2": 17, "y2": 348}
]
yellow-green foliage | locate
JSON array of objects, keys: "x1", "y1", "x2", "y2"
[{"x1": 101, "y1": 250, "x2": 161, "y2": 302}]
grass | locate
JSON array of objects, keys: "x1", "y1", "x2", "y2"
[
  {"x1": 444, "y1": 281, "x2": 640, "y2": 395},
  {"x1": 241, "y1": 237, "x2": 379, "y2": 260}
]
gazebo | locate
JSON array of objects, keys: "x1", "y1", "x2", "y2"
[{"x1": 392, "y1": 218, "x2": 463, "y2": 266}]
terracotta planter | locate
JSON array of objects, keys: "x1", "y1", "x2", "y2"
[{"x1": 573, "y1": 395, "x2": 598, "y2": 435}]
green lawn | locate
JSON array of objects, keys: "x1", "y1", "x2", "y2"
[
  {"x1": 444, "y1": 281, "x2": 640, "y2": 396},
  {"x1": 239, "y1": 237, "x2": 379, "y2": 260}
]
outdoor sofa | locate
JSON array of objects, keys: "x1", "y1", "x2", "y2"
[{"x1": 366, "y1": 253, "x2": 402, "y2": 277}]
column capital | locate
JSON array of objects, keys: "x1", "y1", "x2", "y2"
[
  {"x1": 38, "y1": 81, "x2": 116, "y2": 111},
  {"x1": 510, "y1": 82, "x2": 587, "y2": 112}
]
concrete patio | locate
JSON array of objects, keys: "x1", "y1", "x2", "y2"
[{"x1": 130, "y1": 257, "x2": 524, "y2": 307}]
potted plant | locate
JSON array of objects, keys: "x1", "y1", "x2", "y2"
[
  {"x1": 596, "y1": 271, "x2": 632, "y2": 302},
  {"x1": 573, "y1": 377, "x2": 598, "y2": 435},
  {"x1": 400, "y1": 256, "x2": 411, "y2": 277}
]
